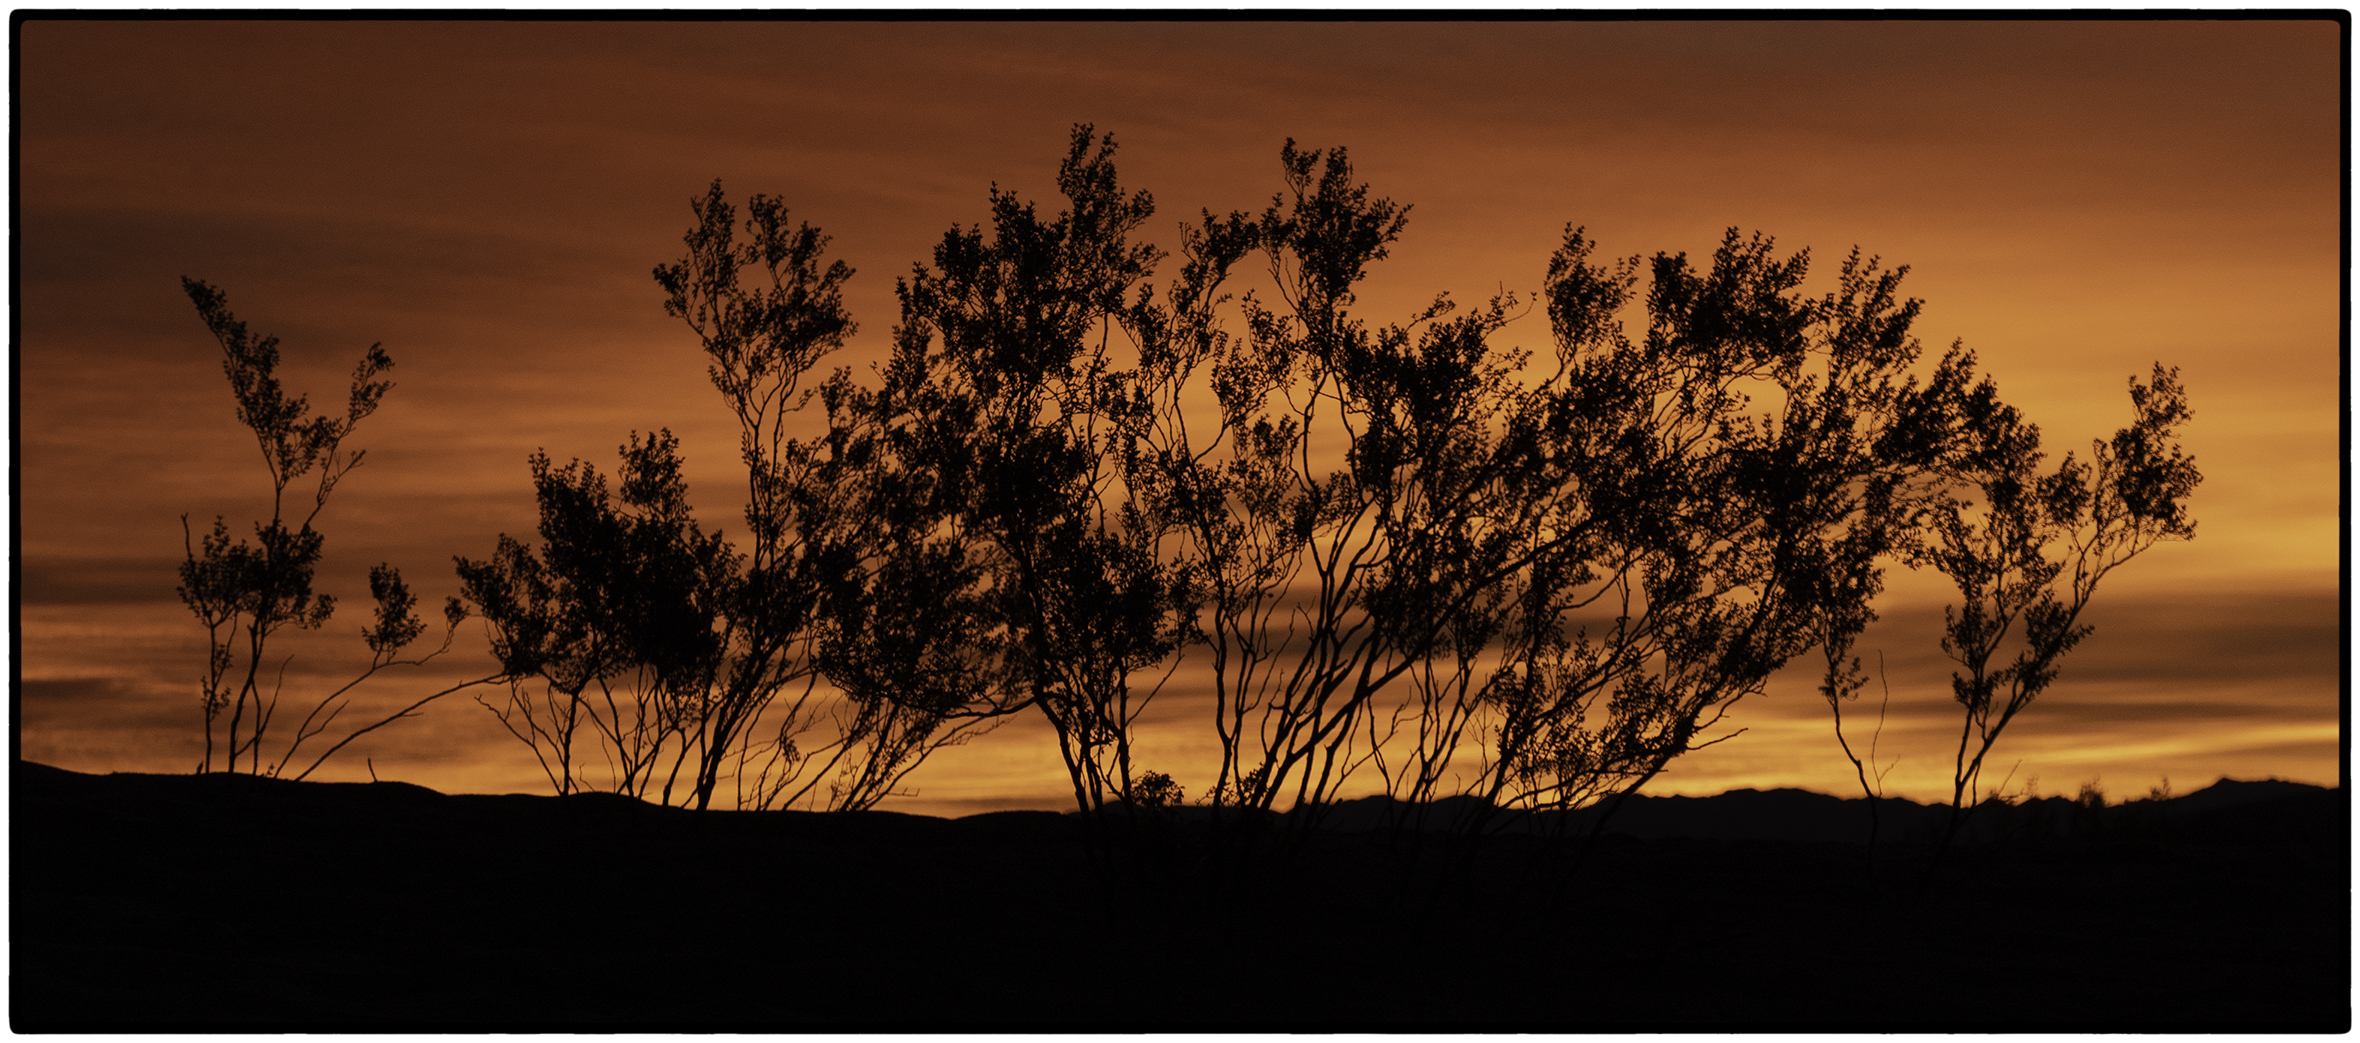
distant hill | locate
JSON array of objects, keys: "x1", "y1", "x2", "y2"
[
  {"x1": 1187, "y1": 776, "x2": 2345, "y2": 847},
  {"x1": 14, "y1": 759, "x2": 2336, "y2": 849}
]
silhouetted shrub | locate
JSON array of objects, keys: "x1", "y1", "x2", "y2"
[
  {"x1": 441, "y1": 125, "x2": 2198, "y2": 830},
  {"x1": 1918, "y1": 365, "x2": 2199, "y2": 844},
  {"x1": 177, "y1": 280, "x2": 489, "y2": 779}
]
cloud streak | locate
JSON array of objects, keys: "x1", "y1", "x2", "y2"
[{"x1": 18, "y1": 18, "x2": 2338, "y2": 812}]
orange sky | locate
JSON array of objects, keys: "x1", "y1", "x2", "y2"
[{"x1": 16, "y1": 18, "x2": 2343, "y2": 814}]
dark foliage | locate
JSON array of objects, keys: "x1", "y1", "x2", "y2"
[
  {"x1": 175, "y1": 280, "x2": 483, "y2": 780},
  {"x1": 455, "y1": 432, "x2": 737, "y2": 804},
  {"x1": 1929, "y1": 365, "x2": 2201, "y2": 837},
  {"x1": 872, "y1": 125, "x2": 1192, "y2": 816},
  {"x1": 178, "y1": 126, "x2": 2200, "y2": 844}
]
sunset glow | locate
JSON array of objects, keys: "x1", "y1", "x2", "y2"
[{"x1": 17, "y1": 18, "x2": 2341, "y2": 816}]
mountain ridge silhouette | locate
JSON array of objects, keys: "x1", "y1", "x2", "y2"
[
  {"x1": 1294, "y1": 777, "x2": 2342, "y2": 844},
  {"x1": 15, "y1": 758, "x2": 2337, "y2": 846}
]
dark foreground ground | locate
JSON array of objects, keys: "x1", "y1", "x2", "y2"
[{"x1": 12, "y1": 760, "x2": 2347, "y2": 1031}]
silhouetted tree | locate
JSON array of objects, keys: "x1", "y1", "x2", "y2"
[
  {"x1": 1915, "y1": 363, "x2": 2200, "y2": 843},
  {"x1": 1121, "y1": 141, "x2": 1535, "y2": 824},
  {"x1": 456, "y1": 431, "x2": 736, "y2": 802},
  {"x1": 177, "y1": 279, "x2": 485, "y2": 778},
  {"x1": 656, "y1": 180, "x2": 1017, "y2": 810},
  {"x1": 462, "y1": 180, "x2": 1017, "y2": 811},
  {"x1": 1115, "y1": 140, "x2": 2003, "y2": 846},
  {"x1": 870, "y1": 126, "x2": 1194, "y2": 817},
  {"x1": 650, "y1": 180, "x2": 936, "y2": 811},
  {"x1": 1341, "y1": 228, "x2": 1995, "y2": 846},
  {"x1": 442, "y1": 128, "x2": 2197, "y2": 837}
]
